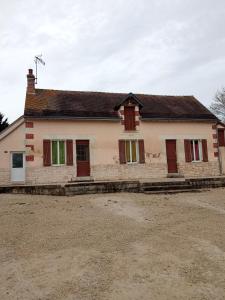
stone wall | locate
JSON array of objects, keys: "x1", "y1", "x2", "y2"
[
  {"x1": 0, "y1": 169, "x2": 10, "y2": 185},
  {"x1": 178, "y1": 161, "x2": 220, "y2": 177},
  {"x1": 26, "y1": 166, "x2": 75, "y2": 184},
  {"x1": 92, "y1": 163, "x2": 167, "y2": 180},
  {"x1": 1, "y1": 161, "x2": 221, "y2": 186}
]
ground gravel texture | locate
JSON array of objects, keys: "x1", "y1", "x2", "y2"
[{"x1": 0, "y1": 189, "x2": 225, "y2": 300}]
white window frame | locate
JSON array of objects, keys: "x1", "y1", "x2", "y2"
[
  {"x1": 125, "y1": 140, "x2": 139, "y2": 164},
  {"x1": 51, "y1": 140, "x2": 66, "y2": 166},
  {"x1": 191, "y1": 139, "x2": 203, "y2": 162}
]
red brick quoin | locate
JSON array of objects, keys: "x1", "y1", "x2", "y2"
[
  {"x1": 25, "y1": 145, "x2": 34, "y2": 151},
  {"x1": 26, "y1": 155, "x2": 34, "y2": 161},
  {"x1": 25, "y1": 133, "x2": 34, "y2": 139},
  {"x1": 25, "y1": 121, "x2": 34, "y2": 128}
]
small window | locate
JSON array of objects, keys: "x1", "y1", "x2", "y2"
[
  {"x1": 12, "y1": 153, "x2": 23, "y2": 168},
  {"x1": 52, "y1": 140, "x2": 65, "y2": 165},
  {"x1": 125, "y1": 140, "x2": 139, "y2": 163},
  {"x1": 76, "y1": 144, "x2": 89, "y2": 161},
  {"x1": 124, "y1": 106, "x2": 136, "y2": 131},
  {"x1": 191, "y1": 140, "x2": 202, "y2": 161}
]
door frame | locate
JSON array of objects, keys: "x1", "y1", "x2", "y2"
[{"x1": 10, "y1": 151, "x2": 26, "y2": 183}]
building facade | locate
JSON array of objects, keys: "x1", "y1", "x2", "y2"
[{"x1": 0, "y1": 69, "x2": 225, "y2": 185}]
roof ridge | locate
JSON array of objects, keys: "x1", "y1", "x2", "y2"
[{"x1": 35, "y1": 88, "x2": 194, "y2": 98}]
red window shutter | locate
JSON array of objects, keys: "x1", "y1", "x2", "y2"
[
  {"x1": 184, "y1": 140, "x2": 192, "y2": 162},
  {"x1": 124, "y1": 106, "x2": 135, "y2": 131},
  {"x1": 202, "y1": 139, "x2": 208, "y2": 162},
  {"x1": 66, "y1": 140, "x2": 73, "y2": 165},
  {"x1": 138, "y1": 139, "x2": 145, "y2": 163},
  {"x1": 119, "y1": 140, "x2": 126, "y2": 164},
  {"x1": 218, "y1": 129, "x2": 225, "y2": 147},
  {"x1": 43, "y1": 140, "x2": 51, "y2": 166}
]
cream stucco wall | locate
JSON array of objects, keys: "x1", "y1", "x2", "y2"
[
  {"x1": 0, "y1": 118, "x2": 222, "y2": 185},
  {"x1": 0, "y1": 121, "x2": 25, "y2": 184}
]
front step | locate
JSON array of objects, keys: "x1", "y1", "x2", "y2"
[
  {"x1": 142, "y1": 184, "x2": 193, "y2": 192},
  {"x1": 144, "y1": 189, "x2": 205, "y2": 195}
]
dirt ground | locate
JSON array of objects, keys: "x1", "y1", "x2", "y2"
[{"x1": 0, "y1": 189, "x2": 225, "y2": 300}]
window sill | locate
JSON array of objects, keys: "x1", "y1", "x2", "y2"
[{"x1": 52, "y1": 164, "x2": 66, "y2": 167}]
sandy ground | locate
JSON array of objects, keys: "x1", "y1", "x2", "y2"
[{"x1": 0, "y1": 190, "x2": 225, "y2": 300}]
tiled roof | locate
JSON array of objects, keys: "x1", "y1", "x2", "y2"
[{"x1": 24, "y1": 89, "x2": 217, "y2": 121}]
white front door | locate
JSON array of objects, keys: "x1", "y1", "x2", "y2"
[{"x1": 11, "y1": 152, "x2": 25, "y2": 182}]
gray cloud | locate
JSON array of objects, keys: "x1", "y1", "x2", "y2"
[{"x1": 1, "y1": 0, "x2": 225, "y2": 122}]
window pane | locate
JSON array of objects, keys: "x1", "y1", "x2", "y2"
[
  {"x1": 191, "y1": 140, "x2": 194, "y2": 161},
  {"x1": 131, "y1": 141, "x2": 137, "y2": 162},
  {"x1": 195, "y1": 140, "x2": 200, "y2": 161},
  {"x1": 12, "y1": 153, "x2": 23, "y2": 168},
  {"x1": 52, "y1": 141, "x2": 58, "y2": 164},
  {"x1": 126, "y1": 141, "x2": 131, "y2": 162},
  {"x1": 59, "y1": 141, "x2": 65, "y2": 164},
  {"x1": 77, "y1": 145, "x2": 89, "y2": 161}
]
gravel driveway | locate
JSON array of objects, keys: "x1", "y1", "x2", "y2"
[{"x1": 0, "y1": 189, "x2": 225, "y2": 300}]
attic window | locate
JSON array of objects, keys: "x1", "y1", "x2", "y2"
[{"x1": 124, "y1": 106, "x2": 136, "y2": 131}]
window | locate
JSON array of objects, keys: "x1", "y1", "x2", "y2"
[
  {"x1": 218, "y1": 129, "x2": 225, "y2": 147},
  {"x1": 191, "y1": 140, "x2": 202, "y2": 161},
  {"x1": 12, "y1": 153, "x2": 23, "y2": 168},
  {"x1": 124, "y1": 106, "x2": 136, "y2": 131},
  {"x1": 52, "y1": 140, "x2": 65, "y2": 165},
  {"x1": 76, "y1": 144, "x2": 89, "y2": 161},
  {"x1": 125, "y1": 140, "x2": 139, "y2": 163},
  {"x1": 184, "y1": 139, "x2": 208, "y2": 163}
]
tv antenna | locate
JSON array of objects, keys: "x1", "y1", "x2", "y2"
[{"x1": 34, "y1": 54, "x2": 45, "y2": 84}]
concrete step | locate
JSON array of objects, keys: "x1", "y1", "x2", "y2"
[
  {"x1": 142, "y1": 184, "x2": 194, "y2": 192},
  {"x1": 144, "y1": 189, "x2": 205, "y2": 195}
]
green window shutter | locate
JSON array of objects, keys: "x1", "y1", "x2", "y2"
[
  {"x1": 59, "y1": 141, "x2": 65, "y2": 164},
  {"x1": 52, "y1": 141, "x2": 58, "y2": 164}
]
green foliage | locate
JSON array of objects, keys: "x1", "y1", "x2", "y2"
[{"x1": 0, "y1": 112, "x2": 9, "y2": 133}]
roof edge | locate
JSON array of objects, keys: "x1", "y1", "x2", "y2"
[{"x1": 0, "y1": 116, "x2": 24, "y2": 141}]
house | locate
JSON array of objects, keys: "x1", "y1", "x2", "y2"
[{"x1": 1, "y1": 69, "x2": 225, "y2": 185}]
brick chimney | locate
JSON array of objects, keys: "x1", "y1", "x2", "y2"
[{"x1": 26, "y1": 69, "x2": 35, "y2": 94}]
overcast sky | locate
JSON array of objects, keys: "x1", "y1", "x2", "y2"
[{"x1": 1, "y1": 0, "x2": 225, "y2": 122}]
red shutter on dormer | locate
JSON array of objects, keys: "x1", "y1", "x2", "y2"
[
  {"x1": 43, "y1": 140, "x2": 51, "y2": 166},
  {"x1": 218, "y1": 129, "x2": 225, "y2": 147},
  {"x1": 124, "y1": 106, "x2": 135, "y2": 130},
  {"x1": 138, "y1": 140, "x2": 145, "y2": 163},
  {"x1": 66, "y1": 140, "x2": 73, "y2": 165},
  {"x1": 184, "y1": 140, "x2": 192, "y2": 162},
  {"x1": 119, "y1": 140, "x2": 126, "y2": 164},
  {"x1": 202, "y1": 139, "x2": 208, "y2": 162}
]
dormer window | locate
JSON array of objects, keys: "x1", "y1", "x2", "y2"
[{"x1": 124, "y1": 106, "x2": 136, "y2": 131}]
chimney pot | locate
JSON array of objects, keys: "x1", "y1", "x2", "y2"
[{"x1": 26, "y1": 68, "x2": 35, "y2": 94}]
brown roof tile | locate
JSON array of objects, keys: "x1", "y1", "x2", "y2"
[{"x1": 24, "y1": 89, "x2": 217, "y2": 121}]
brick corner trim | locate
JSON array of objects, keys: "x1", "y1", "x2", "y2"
[
  {"x1": 25, "y1": 121, "x2": 34, "y2": 128},
  {"x1": 25, "y1": 144, "x2": 34, "y2": 151},
  {"x1": 26, "y1": 155, "x2": 34, "y2": 161},
  {"x1": 214, "y1": 152, "x2": 219, "y2": 158},
  {"x1": 25, "y1": 133, "x2": 34, "y2": 139}
]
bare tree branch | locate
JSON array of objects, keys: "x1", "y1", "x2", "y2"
[{"x1": 210, "y1": 87, "x2": 225, "y2": 122}]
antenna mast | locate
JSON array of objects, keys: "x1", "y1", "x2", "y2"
[{"x1": 34, "y1": 55, "x2": 45, "y2": 84}]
